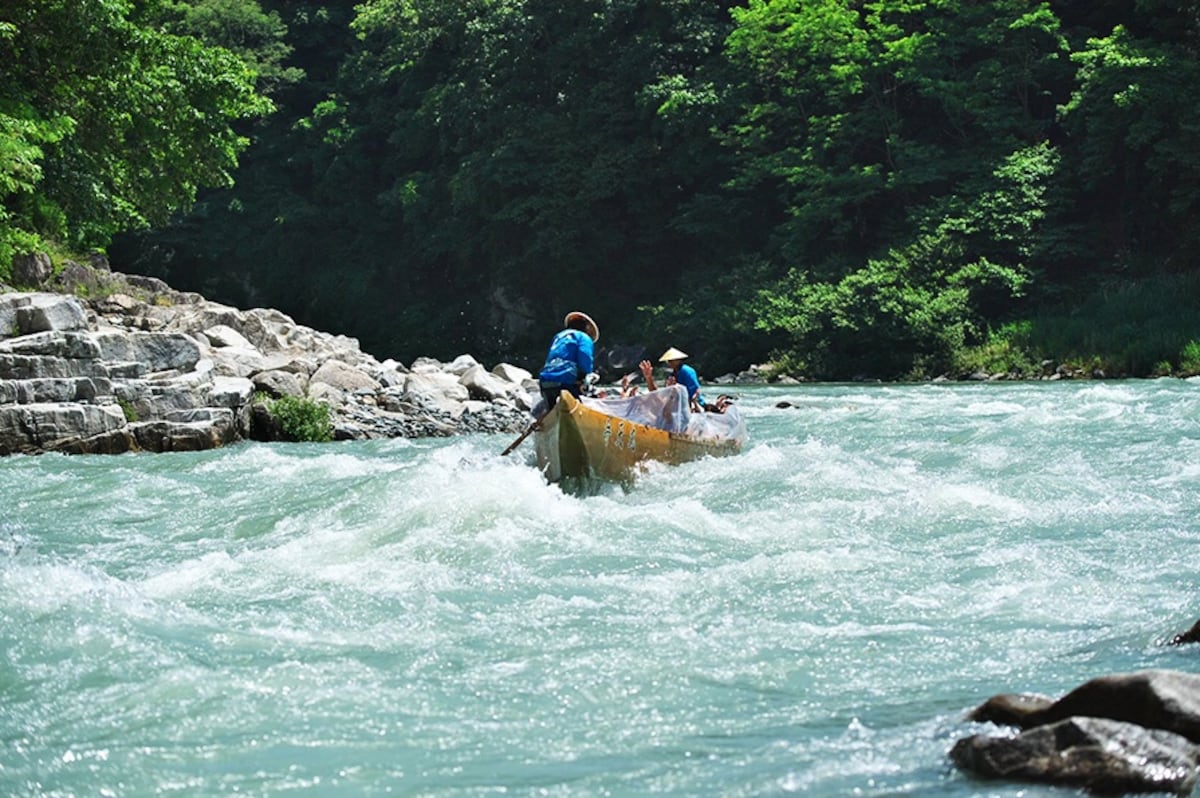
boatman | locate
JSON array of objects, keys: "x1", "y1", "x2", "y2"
[
  {"x1": 640, "y1": 347, "x2": 705, "y2": 413},
  {"x1": 538, "y1": 311, "x2": 600, "y2": 412}
]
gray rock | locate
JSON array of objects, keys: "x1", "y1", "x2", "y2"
[
  {"x1": 16, "y1": 296, "x2": 89, "y2": 334},
  {"x1": 129, "y1": 419, "x2": 232, "y2": 452},
  {"x1": 1171, "y1": 618, "x2": 1200, "y2": 646},
  {"x1": 11, "y1": 252, "x2": 52, "y2": 286},
  {"x1": 311, "y1": 359, "x2": 379, "y2": 393},
  {"x1": 252, "y1": 369, "x2": 305, "y2": 399},
  {"x1": 203, "y1": 324, "x2": 254, "y2": 349},
  {"x1": 460, "y1": 363, "x2": 517, "y2": 401},
  {"x1": 209, "y1": 376, "x2": 255, "y2": 409},
  {"x1": 409, "y1": 357, "x2": 444, "y2": 374},
  {"x1": 0, "y1": 331, "x2": 103, "y2": 360},
  {"x1": 93, "y1": 331, "x2": 201, "y2": 373},
  {"x1": 2, "y1": 266, "x2": 534, "y2": 454},
  {"x1": 952, "y1": 716, "x2": 1200, "y2": 795},
  {"x1": 53, "y1": 261, "x2": 106, "y2": 295},
  {"x1": 1029, "y1": 670, "x2": 1200, "y2": 743},
  {"x1": 0, "y1": 402, "x2": 128, "y2": 456},
  {"x1": 445, "y1": 354, "x2": 481, "y2": 376},
  {"x1": 492, "y1": 362, "x2": 532, "y2": 384}
]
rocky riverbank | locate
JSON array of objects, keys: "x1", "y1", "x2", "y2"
[{"x1": 0, "y1": 259, "x2": 533, "y2": 456}]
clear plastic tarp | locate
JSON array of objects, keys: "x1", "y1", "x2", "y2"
[{"x1": 580, "y1": 384, "x2": 748, "y2": 445}]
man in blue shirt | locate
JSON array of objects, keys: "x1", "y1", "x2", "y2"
[
  {"x1": 639, "y1": 347, "x2": 705, "y2": 412},
  {"x1": 538, "y1": 311, "x2": 599, "y2": 412}
]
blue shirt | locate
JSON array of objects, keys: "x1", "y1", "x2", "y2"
[
  {"x1": 674, "y1": 363, "x2": 704, "y2": 406},
  {"x1": 539, "y1": 329, "x2": 594, "y2": 384}
]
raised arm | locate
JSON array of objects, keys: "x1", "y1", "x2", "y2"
[{"x1": 638, "y1": 359, "x2": 658, "y2": 392}]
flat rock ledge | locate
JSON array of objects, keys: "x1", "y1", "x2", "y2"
[
  {"x1": 954, "y1": 669, "x2": 1200, "y2": 795},
  {"x1": 0, "y1": 276, "x2": 535, "y2": 455}
]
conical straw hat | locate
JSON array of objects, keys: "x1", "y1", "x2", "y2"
[
  {"x1": 563, "y1": 311, "x2": 599, "y2": 342},
  {"x1": 658, "y1": 347, "x2": 688, "y2": 361}
]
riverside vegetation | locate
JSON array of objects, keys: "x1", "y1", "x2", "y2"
[{"x1": 2, "y1": 1, "x2": 1200, "y2": 381}]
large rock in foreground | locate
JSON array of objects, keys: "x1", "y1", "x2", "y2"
[
  {"x1": 952, "y1": 716, "x2": 1200, "y2": 795},
  {"x1": 956, "y1": 670, "x2": 1200, "y2": 795},
  {"x1": 0, "y1": 275, "x2": 534, "y2": 455}
]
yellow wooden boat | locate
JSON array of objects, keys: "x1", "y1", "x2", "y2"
[{"x1": 533, "y1": 385, "x2": 746, "y2": 483}]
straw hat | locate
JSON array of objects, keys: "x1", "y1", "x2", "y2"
[
  {"x1": 564, "y1": 311, "x2": 600, "y2": 342},
  {"x1": 658, "y1": 347, "x2": 688, "y2": 362}
]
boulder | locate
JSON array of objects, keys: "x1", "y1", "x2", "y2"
[
  {"x1": 52, "y1": 261, "x2": 108, "y2": 296},
  {"x1": 0, "y1": 402, "x2": 128, "y2": 456},
  {"x1": 203, "y1": 324, "x2": 255, "y2": 349},
  {"x1": 2, "y1": 264, "x2": 530, "y2": 453},
  {"x1": 11, "y1": 252, "x2": 52, "y2": 286},
  {"x1": 129, "y1": 418, "x2": 233, "y2": 452},
  {"x1": 15, "y1": 295, "x2": 89, "y2": 334},
  {"x1": 1171, "y1": 619, "x2": 1200, "y2": 646},
  {"x1": 952, "y1": 716, "x2": 1200, "y2": 795},
  {"x1": 207, "y1": 345, "x2": 268, "y2": 378},
  {"x1": 402, "y1": 372, "x2": 469, "y2": 406},
  {"x1": 460, "y1": 363, "x2": 517, "y2": 401},
  {"x1": 410, "y1": 357, "x2": 445, "y2": 374},
  {"x1": 492, "y1": 362, "x2": 532, "y2": 384},
  {"x1": 445, "y1": 354, "x2": 481, "y2": 376},
  {"x1": 1025, "y1": 670, "x2": 1200, "y2": 743},
  {"x1": 967, "y1": 693, "x2": 1055, "y2": 727},
  {"x1": 252, "y1": 369, "x2": 306, "y2": 399},
  {"x1": 311, "y1": 359, "x2": 380, "y2": 393},
  {"x1": 93, "y1": 331, "x2": 201, "y2": 373}
]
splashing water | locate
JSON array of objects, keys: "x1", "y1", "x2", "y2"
[{"x1": 2, "y1": 380, "x2": 1199, "y2": 796}]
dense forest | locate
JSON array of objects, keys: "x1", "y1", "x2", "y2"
[{"x1": 3, "y1": 0, "x2": 1199, "y2": 379}]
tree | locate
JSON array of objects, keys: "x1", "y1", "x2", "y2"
[
  {"x1": 710, "y1": 0, "x2": 1071, "y2": 376},
  {"x1": 0, "y1": 0, "x2": 270, "y2": 274},
  {"x1": 1055, "y1": 20, "x2": 1200, "y2": 266}
]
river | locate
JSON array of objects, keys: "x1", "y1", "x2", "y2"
[{"x1": 2, "y1": 379, "x2": 1198, "y2": 796}]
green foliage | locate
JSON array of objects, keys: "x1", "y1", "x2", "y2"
[
  {"x1": 117, "y1": 399, "x2": 139, "y2": 423},
  {"x1": 152, "y1": 0, "x2": 304, "y2": 96},
  {"x1": 743, "y1": 141, "x2": 1057, "y2": 379},
  {"x1": 952, "y1": 321, "x2": 1042, "y2": 378},
  {"x1": 1022, "y1": 272, "x2": 1200, "y2": 376},
  {"x1": 269, "y1": 395, "x2": 333, "y2": 442},
  {"x1": 1057, "y1": 23, "x2": 1200, "y2": 262},
  {"x1": 1179, "y1": 341, "x2": 1200, "y2": 376},
  {"x1": 96, "y1": 0, "x2": 1200, "y2": 381},
  {"x1": 0, "y1": 0, "x2": 271, "y2": 255}
]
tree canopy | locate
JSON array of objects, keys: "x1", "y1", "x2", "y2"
[
  {"x1": 0, "y1": 0, "x2": 271, "y2": 267},
  {"x1": 8, "y1": 0, "x2": 1198, "y2": 378}
]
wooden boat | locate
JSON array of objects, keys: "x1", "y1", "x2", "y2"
[{"x1": 533, "y1": 385, "x2": 746, "y2": 483}]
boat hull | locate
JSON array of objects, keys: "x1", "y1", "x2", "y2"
[{"x1": 534, "y1": 391, "x2": 742, "y2": 483}]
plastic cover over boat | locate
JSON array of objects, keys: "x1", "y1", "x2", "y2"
[{"x1": 580, "y1": 384, "x2": 748, "y2": 445}]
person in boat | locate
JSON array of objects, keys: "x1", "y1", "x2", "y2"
[
  {"x1": 639, "y1": 347, "x2": 705, "y2": 413},
  {"x1": 538, "y1": 311, "x2": 600, "y2": 412}
]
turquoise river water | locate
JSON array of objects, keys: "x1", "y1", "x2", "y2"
[{"x1": 2, "y1": 380, "x2": 1199, "y2": 797}]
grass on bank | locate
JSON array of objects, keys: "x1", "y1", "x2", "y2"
[{"x1": 957, "y1": 272, "x2": 1200, "y2": 378}]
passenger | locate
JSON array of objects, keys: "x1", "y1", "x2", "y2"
[
  {"x1": 538, "y1": 311, "x2": 600, "y2": 412},
  {"x1": 639, "y1": 347, "x2": 705, "y2": 413},
  {"x1": 710, "y1": 394, "x2": 735, "y2": 413}
]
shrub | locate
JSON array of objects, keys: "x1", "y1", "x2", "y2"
[
  {"x1": 117, "y1": 399, "x2": 138, "y2": 422},
  {"x1": 1180, "y1": 341, "x2": 1200, "y2": 376},
  {"x1": 269, "y1": 396, "x2": 333, "y2": 442}
]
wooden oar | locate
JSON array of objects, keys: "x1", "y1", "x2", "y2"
[{"x1": 501, "y1": 406, "x2": 551, "y2": 456}]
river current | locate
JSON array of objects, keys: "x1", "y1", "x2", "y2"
[{"x1": 2, "y1": 380, "x2": 1199, "y2": 797}]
